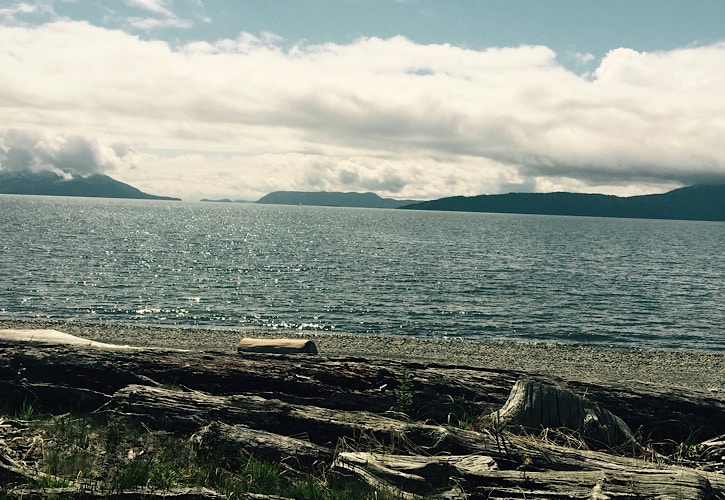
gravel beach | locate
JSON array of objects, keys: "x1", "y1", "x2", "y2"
[{"x1": 1, "y1": 319, "x2": 723, "y2": 394}]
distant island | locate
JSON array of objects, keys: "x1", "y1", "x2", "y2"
[
  {"x1": 252, "y1": 185, "x2": 725, "y2": 222},
  {"x1": 256, "y1": 191, "x2": 419, "y2": 209},
  {"x1": 0, "y1": 170, "x2": 180, "y2": 201},
  {"x1": 201, "y1": 198, "x2": 251, "y2": 204},
  {"x1": 400, "y1": 184, "x2": 725, "y2": 222}
]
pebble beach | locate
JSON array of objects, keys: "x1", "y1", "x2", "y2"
[{"x1": 1, "y1": 319, "x2": 723, "y2": 394}]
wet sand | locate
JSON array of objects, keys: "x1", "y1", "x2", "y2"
[{"x1": 1, "y1": 319, "x2": 723, "y2": 394}]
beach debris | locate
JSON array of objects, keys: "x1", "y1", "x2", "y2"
[
  {"x1": 0, "y1": 328, "x2": 139, "y2": 349},
  {"x1": 237, "y1": 337, "x2": 318, "y2": 355},
  {"x1": 331, "y1": 452, "x2": 497, "y2": 497},
  {"x1": 1, "y1": 340, "x2": 723, "y2": 498},
  {"x1": 694, "y1": 434, "x2": 725, "y2": 473}
]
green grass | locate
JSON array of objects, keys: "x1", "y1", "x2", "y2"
[
  {"x1": 17, "y1": 399, "x2": 37, "y2": 420},
  {"x1": 392, "y1": 368, "x2": 414, "y2": 414},
  {"x1": 0, "y1": 411, "x2": 382, "y2": 499}
]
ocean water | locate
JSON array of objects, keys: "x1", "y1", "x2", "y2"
[{"x1": 1, "y1": 194, "x2": 723, "y2": 352}]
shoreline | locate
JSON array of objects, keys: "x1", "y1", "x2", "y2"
[{"x1": 1, "y1": 318, "x2": 723, "y2": 394}]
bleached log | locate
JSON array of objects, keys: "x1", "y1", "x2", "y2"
[
  {"x1": 237, "y1": 337, "x2": 318, "y2": 354},
  {"x1": 0, "y1": 329, "x2": 140, "y2": 350},
  {"x1": 332, "y1": 448, "x2": 723, "y2": 499},
  {"x1": 332, "y1": 452, "x2": 497, "y2": 496},
  {"x1": 459, "y1": 468, "x2": 718, "y2": 499}
]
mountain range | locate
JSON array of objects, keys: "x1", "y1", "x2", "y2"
[
  {"x1": 0, "y1": 170, "x2": 180, "y2": 201},
  {"x1": 256, "y1": 190, "x2": 418, "y2": 209},
  {"x1": 255, "y1": 185, "x2": 725, "y2": 222},
  {"x1": 3, "y1": 170, "x2": 723, "y2": 222},
  {"x1": 400, "y1": 184, "x2": 725, "y2": 222}
]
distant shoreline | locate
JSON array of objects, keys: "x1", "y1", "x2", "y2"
[{"x1": 2, "y1": 318, "x2": 723, "y2": 394}]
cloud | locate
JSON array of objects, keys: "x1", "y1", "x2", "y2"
[
  {"x1": 572, "y1": 52, "x2": 595, "y2": 65},
  {"x1": 125, "y1": 0, "x2": 175, "y2": 18},
  {"x1": 1, "y1": 21, "x2": 724, "y2": 200},
  {"x1": 0, "y1": 1, "x2": 55, "y2": 24},
  {"x1": 0, "y1": 130, "x2": 123, "y2": 176},
  {"x1": 122, "y1": 0, "x2": 197, "y2": 31}
]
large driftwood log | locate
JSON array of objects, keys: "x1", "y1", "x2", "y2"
[
  {"x1": 0, "y1": 340, "x2": 517, "y2": 420},
  {"x1": 109, "y1": 384, "x2": 456, "y2": 454}
]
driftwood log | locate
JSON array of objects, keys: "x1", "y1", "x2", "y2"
[
  {"x1": 1, "y1": 338, "x2": 724, "y2": 498},
  {"x1": 237, "y1": 337, "x2": 318, "y2": 355},
  {"x1": 2, "y1": 340, "x2": 723, "y2": 442},
  {"x1": 332, "y1": 451, "x2": 721, "y2": 499},
  {"x1": 191, "y1": 421, "x2": 333, "y2": 473},
  {"x1": 107, "y1": 383, "x2": 725, "y2": 497}
]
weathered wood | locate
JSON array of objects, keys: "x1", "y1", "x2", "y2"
[
  {"x1": 0, "y1": 448, "x2": 76, "y2": 492},
  {"x1": 2, "y1": 340, "x2": 723, "y2": 447},
  {"x1": 2, "y1": 340, "x2": 724, "y2": 464},
  {"x1": 460, "y1": 468, "x2": 718, "y2": 499},
  {"x1": 109, "y1": 384, "x2": 455, "y2": 453},
  {"x1": 332, "y1": 449, "x2": 723, "y2": 499},
  {"x1": 0, "y1": 328, "x2": 147, "y2": 350},
  {"x1": 694, "y1": 433, "x2": 725, "y2": 473},
  {"x1": 1, "y1": 338, "x2": 724, "y2": 498},
  {"x1": 332, "y1": 452, "x2": 497, "y2": 496},
  {"x1": 0, "y1": 340, "x2": 519, "y2": 423},
  {"x1": 237, "y1": 337, "x2": 318, "y2": 354},
  {"x1": 105, "y1": 383, "x2": 725, "y2": 497},
  {"x1": 191, "y1": 421, "x2": 333, "y2": 472},
  {"x1": 480, "y1": 378, "x2": 637, "y2": 450}
]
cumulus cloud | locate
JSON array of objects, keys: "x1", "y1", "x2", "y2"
[
  {"x1": 0, "y1": 20, "x2": 724, "y2": 199},
  {"x1": 0, "y1": 130, "x2": 124, "y2": 177}
]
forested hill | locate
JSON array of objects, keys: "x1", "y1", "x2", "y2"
[
  {"x1": 0, "y1": 170, "x2": 180, "y2": 201},
  {"x1": 257, "y1": 191, "x2": 418, "y2": 208},
  {"x1": 400, "y1": 184, "x2": 725, "y2": 222}
]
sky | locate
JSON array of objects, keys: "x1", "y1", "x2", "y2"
[{"x1": 1, "y1": 1, "x2": 724, "y2": 201}]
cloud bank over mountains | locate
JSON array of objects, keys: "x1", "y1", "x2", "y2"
[
  {"x1": 0, "y1": 130, "x2": 126, "y2": 178},
  {"x1": 1, "y1": 19, "x2": 724, "y2": 200}
]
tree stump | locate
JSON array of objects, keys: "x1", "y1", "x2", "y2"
[{"x1": 479, "y1": 378, "x2": 636, "y2": 450}]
